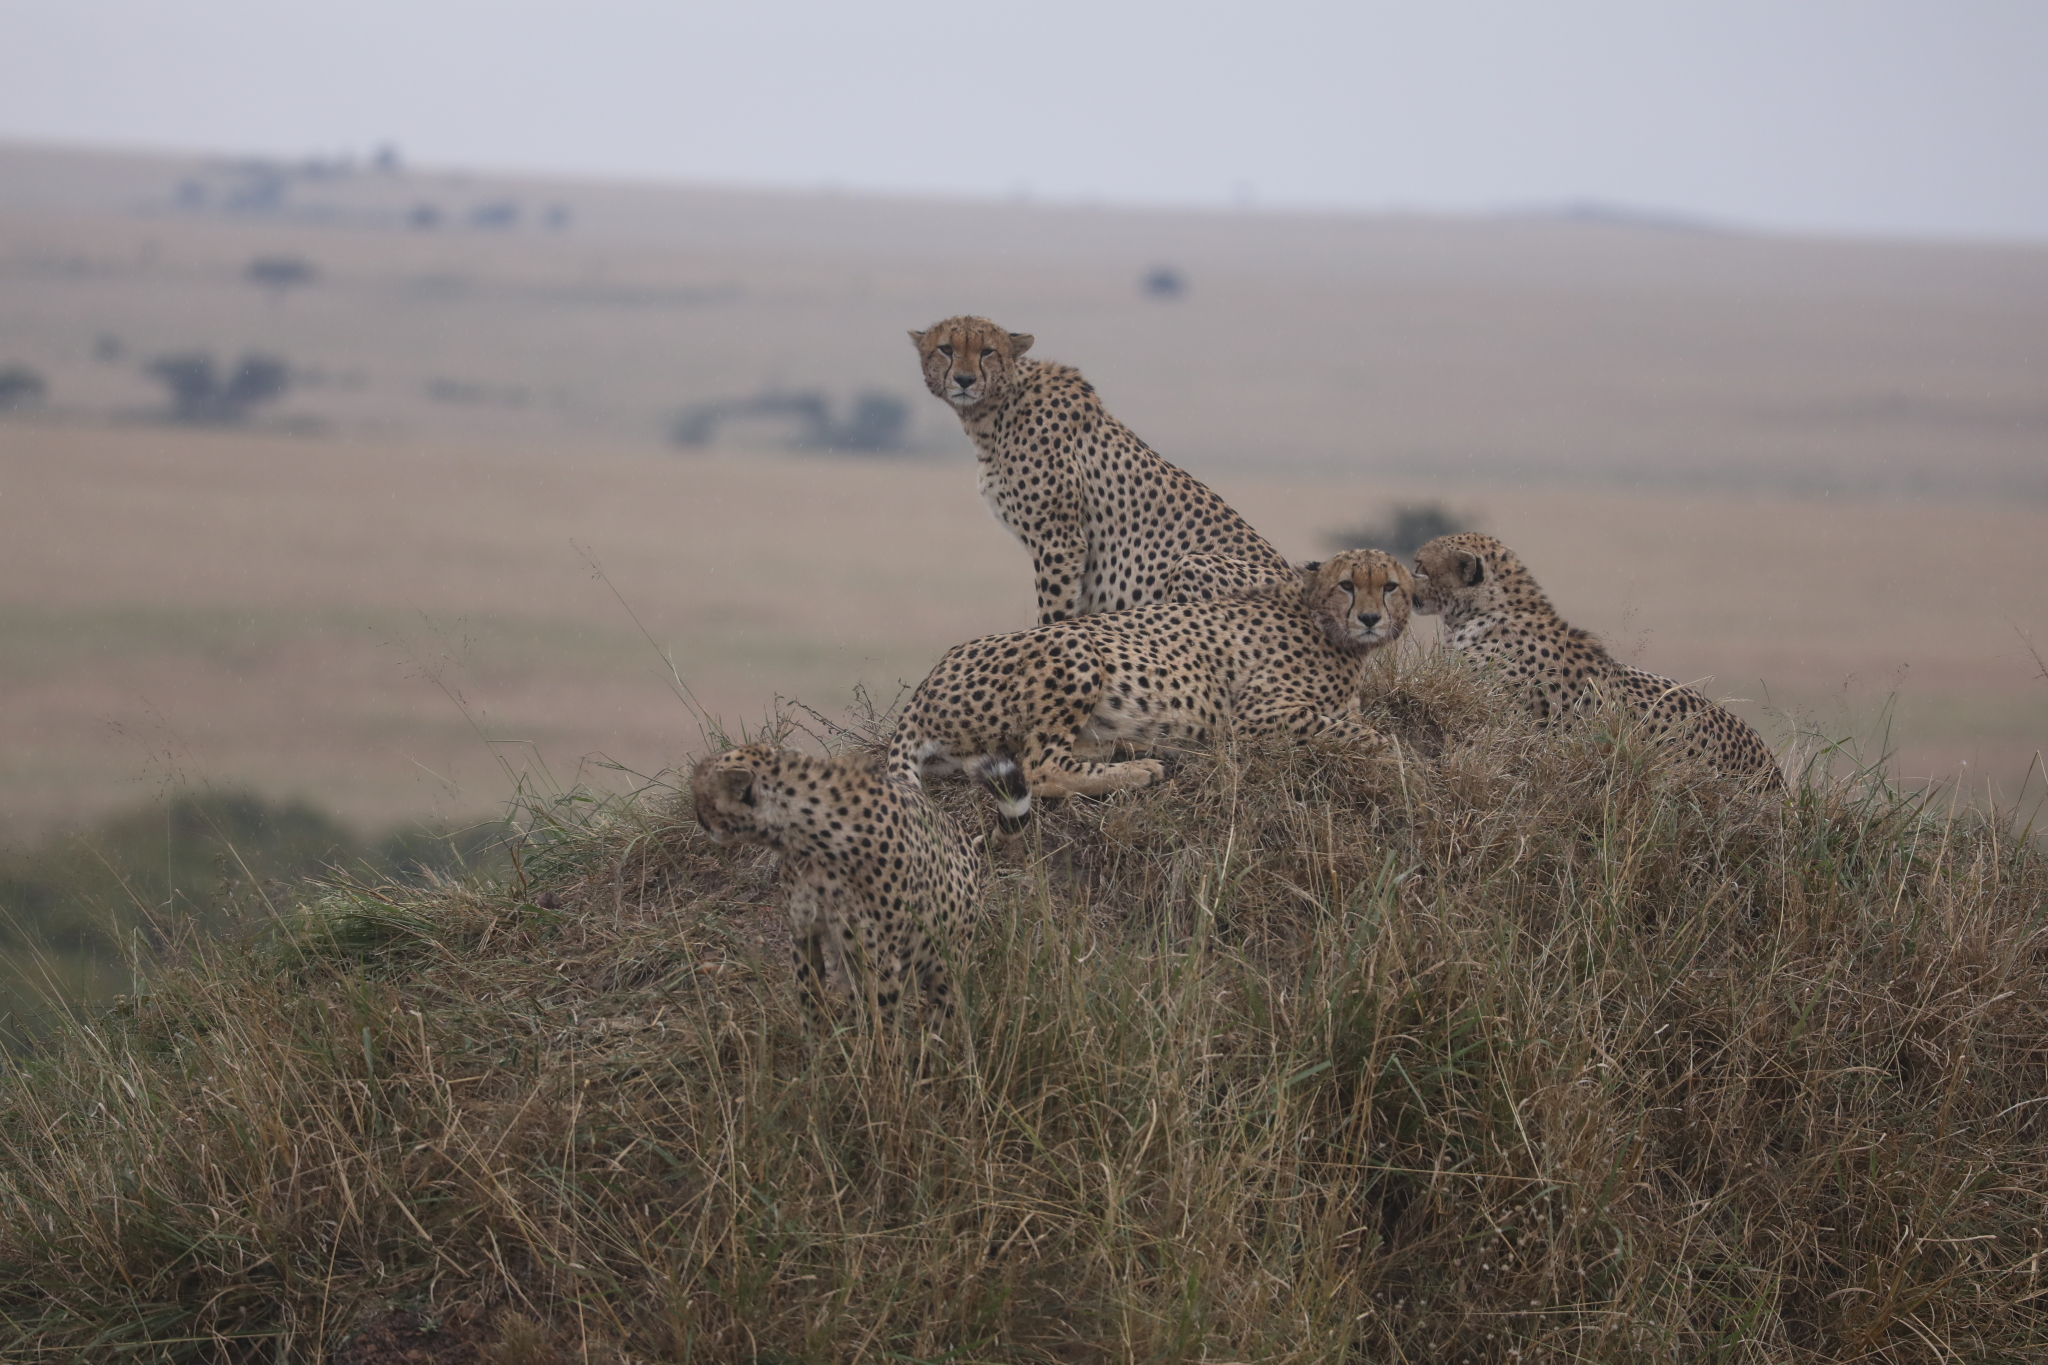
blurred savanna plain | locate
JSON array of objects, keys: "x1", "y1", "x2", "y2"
[{"x1": 1, "y1": 137, "x2": 2045, "y2": 854}]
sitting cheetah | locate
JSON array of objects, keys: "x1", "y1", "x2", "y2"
[
  {"x1": 1411, "y1": 533, "x2": 1783, "y2": 787},
  {"x1": 888, "y1": 549, "x2": 1415, "y2": 823},
  {"x1": 1165, "y1": 550, "x2": 1300, "y2": 603},
  {"x1": 691, "y1": 743, "x2": 985, "y2": 1031},
  {"x1": 911, "y1": 316, "x2": 1292, "y2": 624}
]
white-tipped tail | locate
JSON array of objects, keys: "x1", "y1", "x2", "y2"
[{"x1": 971, "y1": 755, "x2": 1032, "y2": 830}]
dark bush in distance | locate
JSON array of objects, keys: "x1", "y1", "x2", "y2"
[
  {"x1": 245, "y1": 255, "x2": 318, "y2": 292},
  {"x1": 146, "y1": 351, "x2": 291, "y2": 422},
  {"x1": 1142, "y1": 265, "x2": 1186, "y2": 298},
  {"x1": 832, "y1": 392, "x2": 910, "y2": 452},
  {"x1": 0, "y1": 366, "x2": 46, "y2": 411},
  {"x1": 1325, "y1": 500, "x2": 1473, "y2": 558},
  {"x1": 469, "y1": 201, "x2": 521, "y2": 229},
  {"x1": 671, "y1": 388, "x2": 910, "y2": 454},
  {"x1": 672, "y1": 391, "x2": 828, "y2": 448}
]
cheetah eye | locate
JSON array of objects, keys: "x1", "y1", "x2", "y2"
[
  {"x1": 936, "y1": 344, "x2": 953, "y2": 357},
  {"x1": 981, "y1": 347, "x2": 996, "y2": 358},
  {"x1": 1382, "y1": 581, "x2": 1400, "y2": 597},
  {"x1": 1339, "y1": 580, "x2": 1356, "y2": 596}
]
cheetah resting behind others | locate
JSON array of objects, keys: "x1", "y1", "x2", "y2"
[{"x1": 1410, "y1": 533, "x2": 1783, "y2": 788}]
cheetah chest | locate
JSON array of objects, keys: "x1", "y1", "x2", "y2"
[{"x1": 976, "y1": 460, "x2": 1020, "y2": 538}]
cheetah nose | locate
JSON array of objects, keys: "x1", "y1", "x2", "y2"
[
  {"x1": 1360, "y1": 612, "x2": 1382, "y2": 629},
  {"x1": 953, "y1": 373, "x2": 975, "y2": 389}
]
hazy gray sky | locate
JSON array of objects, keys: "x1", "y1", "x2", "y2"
[{"x1": 2, "y1": 0, "x2": 2042, "y2": 240}]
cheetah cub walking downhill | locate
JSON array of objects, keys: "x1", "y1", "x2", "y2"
[
  {"x1": 692, "y1": 743, "x2": 985, "y2": 1032},
  {"x1": 911, "y1": 316, "x2": 1293, "y2": 624},
  {"x1": 888, "y1": 549, "x2": 1415, "y2": 824},
  {"x1": 1411, "y1": 533, "x2": 1783, "y2": 788}
]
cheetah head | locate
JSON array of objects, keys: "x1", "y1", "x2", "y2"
[
  {"x1": 1302, "y1": 549, "x2": 1414, "y2": 653},
  {"x1": 690, "y1": 742, "x2": 786, "y2": 845},
  {"x1": 1410, "y1": 532, "x2": 1531, "y2": 618},
  {"x1": 910, "y1": 316, "x2": 1034, "y2": 411}
]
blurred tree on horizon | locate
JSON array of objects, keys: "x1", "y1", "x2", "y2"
[
  {"x1": 0, "y1": 366, "x2": 47, "y2": 411},
  {"x1": 146, "y1": 351, "x2": 291, "y2": 423},
  {"x1": 1325, "y1": 501, "x2": 1475, "y2": 558},
  {"x1": 671, "y1": 388, "x2": 910, "y2": 454},
  {"x1": 245, "y1": 254, "x2": 318, "y2": 297}
]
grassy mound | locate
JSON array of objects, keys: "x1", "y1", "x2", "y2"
[{"x1": 1, "y1": 653, "x2": 2043, "y2": 1362}]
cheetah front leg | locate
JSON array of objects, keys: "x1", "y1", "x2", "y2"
[
  {"x1": 1307, "y1": 713, "x2": 1387, "y2": 751},
  {"x1": 1030, "y1": 529, "x2": 1092, "y2": 625},
  {"x1": 1238, "y1": 698, "x2": 1388, "y2": 753},
  {"x1": 830, "y1": 910, "x2": 913, "y2": 1037},
  {"x1": 785, "y1": 867, "x2": 840, "y2": 1033},
  {"x1": 911, "y1": 938, "x2": 956, "y2": 1034},
  {"x1": 1021, "y1": 730, "x2": 1167, "y2": 799}
]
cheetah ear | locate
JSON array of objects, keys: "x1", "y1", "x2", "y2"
[
  {"x1": 1298, "y1": 560, "x2": 1322, "y2": 576},
  {"x1": 1456, "y1": 551, "x2": 1484, "y2": 588},
  {"x1": 1007, "y1": 332, "x2": 1034, "y2": 356},
  {"x1": 716, "y1": 767, "x2": 757, "y2": 807},
  {"x1": 908, "y1": 328, "x2": 927, "y2": 348}
]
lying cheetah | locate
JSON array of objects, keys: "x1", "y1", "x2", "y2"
[
  {"x1": 911, "y1": 316, "x2": 1291, "y2": 624},
  {"x1": 888, "y1": 549, "x2": 1415, "y2": 822},
  {"x1": 1411, "y1": 533, "x2": 1783, "y2": 787},
  {"x1": 691, "y1": 743, "x2": 985, "y2": 1031}
]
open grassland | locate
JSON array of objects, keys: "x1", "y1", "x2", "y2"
[
  {"x1": 3, "y1": 141, "x2": 2046, "y2": 845},
  {"x1": 2, "y1": 422, "x2": 2042, "y2": 846},
  {"x1": 1, "y1": 658, "x2": 2044, "y2": 1361},
  {"x1": 4, "y1": 165, "x2": 2048, "y2": 497},
  {"x1": 5, "y1": 140, "x2": 2046, "y2": 500}
]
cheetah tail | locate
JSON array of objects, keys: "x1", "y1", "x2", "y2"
[{"x1": 969, "y1": 754, "x2": 1031, "y2": 833}]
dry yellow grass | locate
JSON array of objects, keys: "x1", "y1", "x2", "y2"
[
  {"x1": 2, "y1": 140, "x2": 2044, "y2": 842},
  {"x1": 2, "y1": 421, "x2": 2042, "y2": 843}
]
